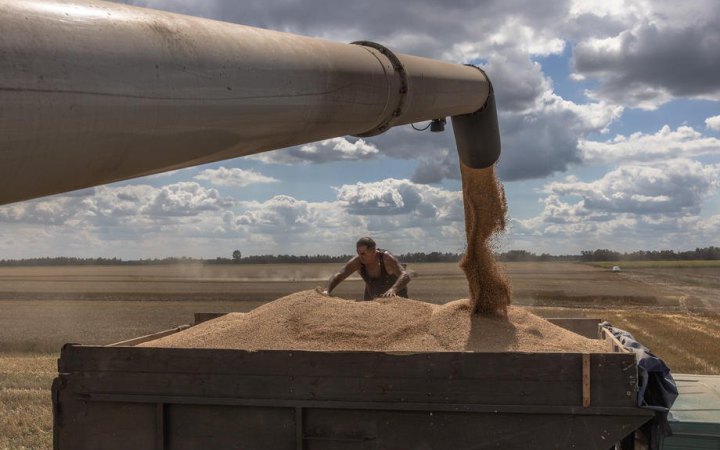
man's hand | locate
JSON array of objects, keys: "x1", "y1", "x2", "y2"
[{"x1": 380, "y1": 288, "x2": 397, "y2": 298}]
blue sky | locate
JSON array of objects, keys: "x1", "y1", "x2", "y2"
[{"x1": 2, "y1": 0, "x2": 719, "y2": 258}]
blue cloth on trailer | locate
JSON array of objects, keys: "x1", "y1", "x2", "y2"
[{"x1": 600, "y1": 322, "x2": 678, "y2": 449}]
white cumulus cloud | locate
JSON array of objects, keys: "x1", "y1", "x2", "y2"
[
  {"x1": 706, "y1": 115, "x2": 720, "y2": 132},
  {"x1": 0, "y1": 182, "x2": 233, "y2": 227},
  {"x1": 334, "y1": 178, "x2": 462, "y2": 221},
  {"x1": 194, "y1": 167, "x2": 278, "y2": 187},
  {"x1": 509, "y1": 158, "x2": 720, "y2": 253},
  {"x1": 249, "y1": 137, "x2": 379, "y2": 165},
  {"x1": 140, "y1": 182, "x2": 231, "y2": 217},
  {"x1": 219, "y1": 180, "x2": 467, "y2": 255},
  {"x1": 542, "y1": 159, "x2": 719, "y2": 216},
  {"x1": 579, "y1": 125, "x2": 720, "y2": 164}
]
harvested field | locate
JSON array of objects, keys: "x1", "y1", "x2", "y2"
[
  {"x1": 1, "y1": 260, "x2": 692, "y2": 304},
  {"x1": 589, "y1": 260, "x2": 720, "y2": 269},
  {"x1": 0, "y1": 354, "x2": 55, "y2": 450},
  {"x1": 0, "y1": 262, "x2": 716, "y2": 352},
  {"x1": 0, "y1": 298, "x2": 266, "y2": 353},
  {"x1": 533, "y1": 307, "x2": 720, "y2": 374},
  {"x1": 0, "y1": 263, "x2": 343, "y2": 302}
]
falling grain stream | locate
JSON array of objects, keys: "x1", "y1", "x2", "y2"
[{"x1": 459, "y1": 163, "x2": 511, "y2": 316}]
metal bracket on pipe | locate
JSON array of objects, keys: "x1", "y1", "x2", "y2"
[{"x1": 351, "y1": 41, "x2": 409, "y2": 137}]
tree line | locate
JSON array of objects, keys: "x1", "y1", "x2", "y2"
[
  {"x1": 0, "y1": 247, "x2": 717, "y2": 266},
  {"x1": 578, "y1": 247, "x2": 720, "y2": 262}
]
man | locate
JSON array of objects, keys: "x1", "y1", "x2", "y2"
[{"x1": 321, "y1": 237, "x2": 411, "y2": 300}]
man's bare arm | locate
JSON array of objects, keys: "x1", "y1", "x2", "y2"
[
  {"x1": 380, "y1": 252, "x2": 411, "y2": 297},
  {"x1": 323, "y1": 257, "x2": 361, "y2": 295}
]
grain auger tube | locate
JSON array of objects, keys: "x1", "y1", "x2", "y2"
[{"x1": 0, "y1": 0, "x2": 500, "y2": 205}]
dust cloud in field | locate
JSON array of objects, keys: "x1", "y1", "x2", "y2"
[
  {"x1": 459, "y1": 163, "x2": 511, "y2": 316},
  {"x1": 141, "y1": 290, "x2": 607, "y2": 353}
]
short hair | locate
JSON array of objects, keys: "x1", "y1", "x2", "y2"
[{"x1": 356, "y1": 236, "x2": 376, "y2": 249}]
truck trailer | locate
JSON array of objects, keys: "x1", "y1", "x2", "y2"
[{"x1": 52, "y1": 316, "x2": 654, "y2": 450}]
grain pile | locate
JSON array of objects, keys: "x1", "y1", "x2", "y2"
[
  {"x1": 141, "y1": 289, "x2": 607, "y2": 352},
  {"x1": 459, "y1": 163, "x2": 511, "y2": 315}
]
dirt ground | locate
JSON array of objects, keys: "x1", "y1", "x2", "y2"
[{"x1": 0, "y1": 261, "x2": 718, "y2": 449}]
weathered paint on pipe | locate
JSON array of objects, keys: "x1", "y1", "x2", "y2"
[{"x1": 0, "y1": 0, "x2": 492, "y2": 205}]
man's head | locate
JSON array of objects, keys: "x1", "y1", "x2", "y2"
[{"x1": 356, "y1": 236, "x2": 377, "y2": 265}]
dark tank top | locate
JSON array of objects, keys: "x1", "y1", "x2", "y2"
[{"x1": 359, "y1": 251, "x2": 408, "y2": 300}]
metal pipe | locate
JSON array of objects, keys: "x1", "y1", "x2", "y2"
[
  {"x1": 0, "y1": 0, "x2": 498, "y2": 205},
  {"x1": 452, "y1": 69, "x2": 501, "y2": 170}
]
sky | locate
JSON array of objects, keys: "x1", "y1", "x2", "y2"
[{"x1": 2, "y1": 0, "x2": 719, "y2": 259}]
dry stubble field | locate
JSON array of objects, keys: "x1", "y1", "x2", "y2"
[{"x1": 1, "y1": 261, "x2": 719, "y2": 449}]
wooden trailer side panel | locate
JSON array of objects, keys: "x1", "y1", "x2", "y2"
[
  {"x1": 166, "y1": 404, "x2": 295, "y2": 450},
  {"x1": 53, "y1": 394, "x2": 651, "y2": 450},
  {"x1": 57, "y1": 346, "x2": 638, "y2": 407},
  {"x1": 54, "y1": 379, "x2": 157, "y2": 450},
  {"x1": 53, "y1": 345, "x2": 652, "y2": 450},
  {"x1": 302, "y1": 408, "x2": 650, "y2": 450}
]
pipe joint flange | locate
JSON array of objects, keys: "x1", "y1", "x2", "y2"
[
  {"x1": 463, "y1": 64, "x2": 493, "y2": 114},
  {"x1": 351, "y1": 40, "x2": 408, "y2": 137}
]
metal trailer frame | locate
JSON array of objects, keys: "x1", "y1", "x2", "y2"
[{"x1": 52, "y1": 318, "x2": 654, "y2": 450}]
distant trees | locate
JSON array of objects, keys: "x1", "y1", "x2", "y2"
[
  {"x1": 220, "y1": 254, "x2": 350, "y2": 264},
  {"x1": 579, "y1": 246, "x2": 720, "y2": 262},
  {"x1": 580, "y1": 249, "x2": 621, "y2": 262},
  {"x1": 397, "y1": 252, "x2": 461, "y2": 263},
  {"x1": 1, "y1": 246, "x2": 717, "y2": 266},
  {"x1": 693, "y1": 246, "x2": 720, "y2": 260},
  {"x1": 0, "y1": 256, "x2": 129, "y2": 266},
  {"x1": 495, "y1": 251, "x2": 578, "y2": 262}
]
